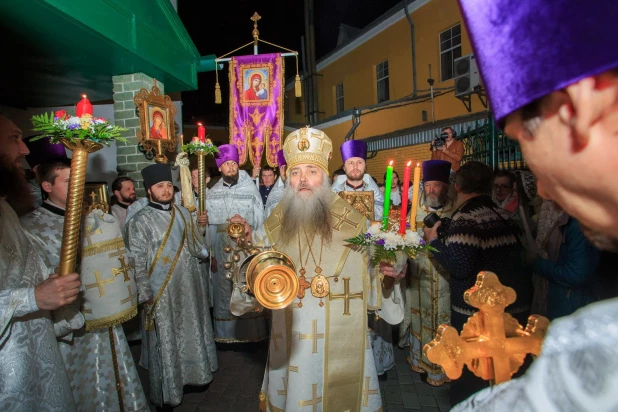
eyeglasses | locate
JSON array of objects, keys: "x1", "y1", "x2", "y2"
[{"x1": 493, "y1": 184, "x2": 513, "y2": 190}]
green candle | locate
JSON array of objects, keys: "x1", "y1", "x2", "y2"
[{"x1": 382, "y1": 160, "x2": 393, "y2": 231}]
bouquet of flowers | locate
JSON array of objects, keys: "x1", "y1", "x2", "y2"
[
  {"x1": 30, "y1": 110, "x2": 126, "y2": 145},
  {"x1": 180, "y1": 136, "x2": 219, "y2": 156},
  {"x1": 346, "y1": 221, "x2": 437, "y2": 273}
]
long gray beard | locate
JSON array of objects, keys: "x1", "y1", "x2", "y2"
[
  {"x1": 278, "y1": 179, "x2": 333, "y2": 246},
  {"x1": 424, "y1": 193, "x2": 448, "y2": 209}
]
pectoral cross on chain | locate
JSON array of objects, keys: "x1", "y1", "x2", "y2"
[
  {"x1": 424, "y1": 271, "x2": 549, "y2": 385},
  {"x1": 330, "y1": 277, "x2": 363, "y2": 316}
]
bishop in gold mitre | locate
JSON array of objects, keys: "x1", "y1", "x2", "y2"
[{"x1": 230, "y1": 126, "x2": 406, "y2": 412}]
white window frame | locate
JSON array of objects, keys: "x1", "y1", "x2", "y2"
[
  {"x1": 376, "y1": 60, "x2": 389, "y2": 103},
  {"x1": 439, "y1": 24, "x2": 462, "y2": 82},
  {"x1": 335, "y1": 83, "x2": 344, "y2": 114}
]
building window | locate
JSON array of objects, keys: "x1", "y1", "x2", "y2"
[
  {"x1": 376, "y1": 60, "x2": 389, "y2": 103},
  {"x1": 440, "y1": 24, "x2": 462, "y2": 82},
  {"x1": 335, "y1": 83, "x2": 344, "y2": 114}
]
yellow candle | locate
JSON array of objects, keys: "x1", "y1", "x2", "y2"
[{"x1": 409, "y1": 162, "x2": 421, "y2": 231}]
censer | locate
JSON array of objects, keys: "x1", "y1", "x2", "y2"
[{"x1": 224, "y1": 222, "x2": 298, "y2": 310}]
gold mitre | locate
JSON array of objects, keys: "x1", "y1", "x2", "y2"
[{"x1": 282, "y1": 126, "x2": 332, "y2": 174}]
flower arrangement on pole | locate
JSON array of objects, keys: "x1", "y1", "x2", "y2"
[
  {"x1": 346, "y1": 221, "x2": 437, "y2": 288},
  {"x1": 30, "y1": 95, "x2": 127, "y2": 277},
  {"x1": 177, "y1": 123, "x2": 219, "y2": 214}
]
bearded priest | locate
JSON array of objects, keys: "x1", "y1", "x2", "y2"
[
  {"x1": 232, "y1": 127, "x2": 405, "y2": 412},
  {"x1": 125, "y1": 164, "x2": 217, "y2": 407}
]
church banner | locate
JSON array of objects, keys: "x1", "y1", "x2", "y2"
[{"x1": 229, "y1": 53, "x2": 284, "y2": 167}]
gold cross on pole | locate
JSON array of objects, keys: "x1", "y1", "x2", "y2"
[
  {"x1": 330, "y1": 277, "x2": 363, "y2": 316},
  {"x1": 362, "y1": 376, "x2": 379, "y2": 407},
  {"x1": 251, "y1": 12, "x2": 261, "y2": 45},
  {"x1": 85, "y1": 271, "x2": 115, "y2": 297},
  {"x1": 331, "y1": 208, "x2": 359, "y2": 231},
  {"x1": 299, "y1": 319, "x2": 324, "y2": 354},
  {"x1": 271, "y1": 331, "x2": 283, "y2": 352},
  {"x1": 120, "y1": 284, "x2": 137, "y2": 305},
  {"x1": 298, "y1": 383, "x2": 322, "y2": 412},
  {"x1": 424, "y1": 271, "x2": 550, "y2": 385},
  {"x1": 112, "y1": 255, "x2": 132, "y2": 282}
]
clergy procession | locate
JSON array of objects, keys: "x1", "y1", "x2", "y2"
[{"x1": 2, "y1": 0, "x2": 618, "y2": 411}]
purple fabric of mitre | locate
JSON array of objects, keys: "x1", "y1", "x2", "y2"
[
  {"x1": 422, "y1": 160, "x2": 451, "y2": 184},
  {"x1": 340, "y1": 139, "x2": 367, "y2": 162},
  {"x1": 276, "y1": 149, "x2": 287, "y2": 167},
  {"x1": 25, "y1": 136, "x2": 67, "y2": 168},
  {"x1": 459, "y1": 0, "x2": 618, "y2": 126},
  {"x1": 215, "y1": 144, "x2": 240, "y2": 168}
]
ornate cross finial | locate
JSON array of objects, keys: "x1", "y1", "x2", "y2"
[
  {"x1": 251, "y1": 12, "x2": 261, "y2": 43},
  {"x1": 424, "y1": 271, "x2": 550, "y2": 385}
]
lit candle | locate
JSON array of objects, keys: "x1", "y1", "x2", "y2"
[
  {"x1": 382, "y1": 160, "x2": 394, "y2": 231},
  {"x1": 197, "y1": 122, "x2": 206, "y2": 142},
  {"x1": 399, "y1": 161, "x2": 412, "y2": 234},
  {"x1": 409, "y1": 162, "x2": 422, "y2": 231},
  {"x1": 76, "y1": 95, "x2": 93, "y2": 118}
]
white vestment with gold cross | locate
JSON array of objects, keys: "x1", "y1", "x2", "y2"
[{"x1": 236, "y1": 194, "x2": 404, "y2": 411}]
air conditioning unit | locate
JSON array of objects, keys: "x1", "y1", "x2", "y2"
[{"x1": 454, "y1": 54, "x2": 481, "y2": 97}]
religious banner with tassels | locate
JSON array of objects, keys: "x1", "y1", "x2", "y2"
[{"x1": 213, "y1": 12, "x2": 301, "y2": 168}]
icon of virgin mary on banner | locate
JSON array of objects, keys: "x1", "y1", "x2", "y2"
[{"x1": 229, "y1": 53, "x2": 284, "y2": 167}]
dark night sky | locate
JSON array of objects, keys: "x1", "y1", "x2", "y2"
[{"x1": 178, "y1": 0, "x2": 403, "y2": 123}]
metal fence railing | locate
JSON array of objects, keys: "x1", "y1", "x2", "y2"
[{"x1": 460, "y1": 113, "x2": 526, "y2": 171}]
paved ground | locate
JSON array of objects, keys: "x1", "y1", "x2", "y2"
[{"x1": 131, "y1": 341, "x2": 452, "y2": 412}]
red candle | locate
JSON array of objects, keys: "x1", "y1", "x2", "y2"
[
  {"x1": 76, "y1": 94, "x2": 93, "y2": 117},
  {"x1": 197, "y1": 122, "x2": 206, "y2": 142},
  {"x1": 399, "y1": 161, "x2": 412, "y2": 234}
]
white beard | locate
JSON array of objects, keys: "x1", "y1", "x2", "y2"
[{"x1": 278, "y1": 177, "x2": 333, "y2": 246}]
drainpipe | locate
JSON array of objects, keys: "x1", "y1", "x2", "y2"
[
  {"x1": 344, "y1": 108, "x2": 361, "y2": 141},
  {"x1": 403, "y1": 0, "x2": 417, "y2": 97}
]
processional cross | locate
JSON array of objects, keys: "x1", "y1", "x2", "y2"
[{"x1": 424, "y1": 271, "x2": 550, "y2": 385}]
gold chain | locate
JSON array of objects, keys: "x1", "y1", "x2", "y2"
[
  {"x1": 297, "y1": 232, "x2": 312, "y2": 275},
  {"x1": 303, "y1": 229, "x2": 323, "y2": 272}
]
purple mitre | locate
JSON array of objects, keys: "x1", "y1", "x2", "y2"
[
  {"x1": 215, "y1": 144, "x2": 240, "y2": 168},
  {"x1": 340, "y1": 139, "x2": 367, "y2": 162},
  {"x1": 458, "y1": 0, "x2": 618, "y2": 126}
]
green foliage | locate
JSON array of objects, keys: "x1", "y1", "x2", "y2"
[{"x1": 30, "y1": 112, "x2": 127, "y2": 146}]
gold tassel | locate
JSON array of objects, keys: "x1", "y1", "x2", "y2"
[
  {"x1": 215, "y1": 82, "x2": 222, "y2": 104},
  {"x1": 215, "y1": 59, "x2": 222, "y2": 104},
  {"x1": 294, "y1": 54, "x2": 302, "y2": 97}
]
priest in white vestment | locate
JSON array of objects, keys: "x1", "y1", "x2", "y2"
[
  {"x1": 125, "y1": 164, "x2": 217, "y2": 407},
  {"x1": 0, "y1": 115, "x2": 82, "y2": 411},
  {"x1": 205, "y1": 144, "x2": 267, "y2": 343},
  {"x1": 20, "y1": 159, "x2": 149, "y2": 411},
  {"x1": 232, "y1": 127, "x2": 405, "y2": 411}
]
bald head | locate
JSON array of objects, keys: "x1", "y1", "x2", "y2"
[{"x1": 0, "y1": 115, "x2": 28, "y2": 169}]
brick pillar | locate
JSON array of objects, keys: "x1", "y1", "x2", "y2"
[{"x1": 112, "y1": 73, "x2": 164, "y2": 197}]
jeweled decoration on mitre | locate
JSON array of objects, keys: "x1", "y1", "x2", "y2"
[{"x1": 283, "y1": 126, "x2": 333, "y2": 174}]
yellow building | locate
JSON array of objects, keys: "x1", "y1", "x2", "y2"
[{"x1": 284, "y1": 0, "x2": 490, "y2": 180}]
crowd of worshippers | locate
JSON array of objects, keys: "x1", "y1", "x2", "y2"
[{"x1": 2, "y1": 110, "x2": 612, "y2": 411}]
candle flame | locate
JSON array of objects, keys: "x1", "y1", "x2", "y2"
[
  {"x1": 389, "y1": 160, "x2": 393, "y2": 166},
  {"x1": 197, "y1": 122, "x2": 202, "y2": 126},
  {"x1": 417, "y1": 162, "x2": 420, "y2": 167},
  {"x1": 82, "y1": 94, "x2": 87, "y2": 99},
  {"x1": 407, "y1": 161, "x2": 412, "y2": 166}
]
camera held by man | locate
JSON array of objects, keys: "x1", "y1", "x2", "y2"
[
  {"x1": 431, "y1": 132, "x2": 449, "y2": 149},
  {"x1": 430, "y1": 126, "x2": 465, "y2": 172}
]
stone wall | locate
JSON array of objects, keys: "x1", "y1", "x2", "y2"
[{"x1": 112, "y1": 73, "x2": 163, "y2": 197}]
